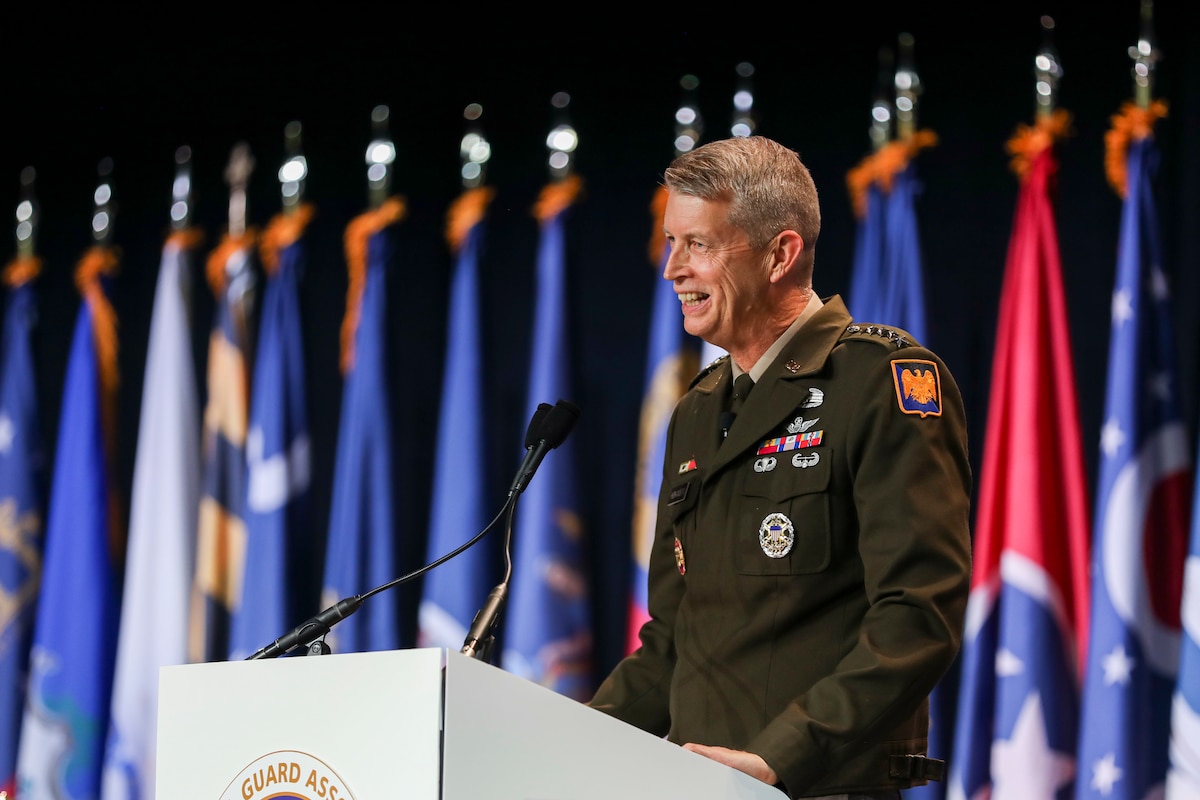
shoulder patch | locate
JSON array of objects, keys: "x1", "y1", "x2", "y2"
[
  {"x1": 840, "y1": 323, "x2": 915, "y2": 349},
  {"x1": 689, "y1": 354, "x2": 729, "y2": 389},
  {"x1": 892, "y1": 359, "x2": 942, "y2": 417}
]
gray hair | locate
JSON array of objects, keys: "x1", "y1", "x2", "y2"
[{"x1": 663, "y1": 136, "x2": 821, "y2": 262}]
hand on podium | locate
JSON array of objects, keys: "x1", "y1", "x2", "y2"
[{"x1": 681, "y1": 743, "x2": 779, "y2": 789}]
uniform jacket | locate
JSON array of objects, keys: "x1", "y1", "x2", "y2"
[{"x1": 589, "y1": 295, "x2": 972, "y2": 797}]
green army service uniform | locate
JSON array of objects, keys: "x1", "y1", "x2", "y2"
[{"x1": 589, "y1": 295, "x2": 972, "y2": 798}]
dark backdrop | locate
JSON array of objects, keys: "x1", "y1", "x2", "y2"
[{"x1": 4, "y1": 5, "x2": 1199, "y2": 686}]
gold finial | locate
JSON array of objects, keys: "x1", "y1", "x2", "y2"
[
  {"x1": 366, "y1": 104, "x2": 396, "y2": 207},
  {"x1": 1129, "y1": 0, "x2": 1161, "y2": 107}
]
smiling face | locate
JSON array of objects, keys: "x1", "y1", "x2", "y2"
[{"x1": 662, "y1": 192, "x2": 777, "y2": 363}]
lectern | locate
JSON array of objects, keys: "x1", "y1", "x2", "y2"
[{"x1": 157, "y1": 647, "x2": 783, "y2": 799}]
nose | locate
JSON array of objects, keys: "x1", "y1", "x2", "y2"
[{"x1": 663, "y1": 244, "x2": 684, "y2": 280}]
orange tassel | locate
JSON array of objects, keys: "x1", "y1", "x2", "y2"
[
  {"x1": 845, "y1": 130, "x2": 938, "y2": 218},
  {"x1": 1006, "y1": 109, "x2": 1073, "y2": 179},
  {"x1": 1104, "y1": 99, "x2": 1168, "y2": 197},
  {"x1": 339, "y1": 197, "x2": 407, "y2": 374},
  {"x1": 533, "y1": 174, "x2": 584, "y2": 223},
  {"x1": 206, "y1": 230, "x2": 258, "y2": 298},
  {"x1": 166, "y1": 227, "x2": 205, "y2": 252},
  {"x1": 259, "y1": 203, "x2": 315, "y2": 275},
  {"x1": 3, "y1": 255, "x2": 42, "y2": 287},
  {"x1": 445, "y1": 186, "x2": 495, "y2": 255}
]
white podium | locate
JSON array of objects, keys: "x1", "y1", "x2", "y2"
[{"x1": 157, "y1": 647, "x2": 783, "y2": 799}]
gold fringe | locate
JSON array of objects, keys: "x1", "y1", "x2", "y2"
[
  {"x1": 1006, "y1": 109, "x2": 1073, "y2": 179},
  {"x1": 3, "y1": 255, "x2": 42, "y2": 287},
  {"x1": 206, "y1": 230, "x2": 258, "y2": 298},
  {"x1": 533, "y1": 174, "x2": 584, "y2": 223},
  {"x1": 339, "y1": 197, "x2": 407, "y2": 374},
  {"x1": 259, "y1": 203, "x2": 315, "y2": 276},
  {"x1": 845, "y1": 130, "x2": 938, "y2": 219},
  {"x1": 648, "y1": 185, "x2": 669, "y2": 265},
  {"x1": 446, "y1": 186, "x2": 495, "y2": 255},
  {"x1": 1104, "y1": 99, "x2": 1169, "y2": 197}
]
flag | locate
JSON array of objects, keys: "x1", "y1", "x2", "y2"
[
  {"x1": 849, "y1": 132, "x2": 943, "y2": 800},
  {"x1": 228, "y1": 205, "x2": 317, "y2": 660},
  {"x1": 948, "y1": 110, "x2": 1091, "y2": 800},
  {"x1": 846, "y1": 166, "x2": 887, "y2": 323},
  {"x1": 881, "y1": 161, "x2": 929, "y2": 343},
  {"x1": 188, "y1": 231, "x2": 257, "y2": 663},
  {"x1": 845, "y1": 132, "x2": 936, "y2": 340},
  {"x1": 100, "y1": 230, "x2": 203, "y2": 799},
  {"x1": 418, "y1": 187, "x2": 498, "y2": 650},
  {"x1": 16, "y1": 246, "x2": 123, "y2": 799},
  {"x1": 0, "y1": 257, "x2": 46, "y2": 796},
  {"x1": 502, "y1": 176, "x2": 592, "y2": 699},
  {"x1": 1078, "y1": 99, "x2": 1192, "y2": 800},
  {"x1": 1172, "y1": 438, "x2": 1200, "y2": 797},
  {"x1": 626, "y1": 186, "x2": 698, "y2": 654},
  {"x1": 320, "y1": 198, "x2": 406, "y2": 654}
]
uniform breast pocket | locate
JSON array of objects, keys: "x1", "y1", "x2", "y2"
[{"x1": 735, "y1": 449, "x2": 833, "y2": 576}]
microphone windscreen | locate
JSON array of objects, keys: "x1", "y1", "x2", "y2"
[
  {"x1": 524, "y1": 403, "x2": 554, "y2": 448},
  {"x1": 542, "y1": 400, "x2": 581, "y2": 449}
]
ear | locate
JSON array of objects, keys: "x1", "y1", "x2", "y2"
[{"x1": 767, "y1": 230, "x2": 805, "y2": 284}]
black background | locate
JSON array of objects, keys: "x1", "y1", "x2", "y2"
[{"x1": 4, "y1": 5, "x2": 1199, "y2": 685}]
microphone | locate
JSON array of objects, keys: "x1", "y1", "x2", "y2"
[
  {"x1": 508, "y1": 399, "x2": 580, "y2": 496},
  {"x1": 245, "y1": 595, "x2": 364, "y2": 660},
  {"x1": 459, "y1": 582, "x2": 507, "y2": 659}
]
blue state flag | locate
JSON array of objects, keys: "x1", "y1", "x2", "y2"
[
  {"x1": 189, "y1": 233, "x2": 257, "y2": 663},
  {"x1": 1078, "y1": 105, "x2": 1192, "y2": 800},
  {"x1": 418, "y1": 188, "x2": 498, "y2": 650},
  {"x1": 0, "y1": 259, "x2": 47, "y2": 796},
  {"x1": 847, "y1": 179, "x2": 887, "y2": 323},
  {"x1": 322, "y1": 199, "x2": 405, "y2": 654},
  {"x1": 16, "y1": 247, "x2": 122, "y2": 799},
  {"x1": 881, "y1": 162, "x2": 928, "y2": 343},
  {"x1": 502, "y1": 177, "x2": 592, "y2": 699},
  {"x1": 229, "y1": 208, "x2": 316, "y2": 660},
  {"x1": 101, "y1": 231, "x2": 202, "y2": 799}
]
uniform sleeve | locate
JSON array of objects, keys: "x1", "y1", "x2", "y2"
[
  {"x1": 586, "y1": 406, "x2": 685, "y2": 736},
  {"x1": 749, "y1": 344, "x2": 973, "y2": 791}
]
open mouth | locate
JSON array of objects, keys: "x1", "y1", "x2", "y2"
[{"x1": 678, "y1": 291, "x2": 709, "y2": 307}]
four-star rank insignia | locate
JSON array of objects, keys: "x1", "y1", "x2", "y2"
[{"x1": 892, "y1": 359, "x2": 942, "y2": 417}]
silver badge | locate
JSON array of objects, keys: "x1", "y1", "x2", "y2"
[
  {"x1": 759, "y1": 512, "x2": 795, "y2": 558},
  {"x1": 786, "y1": 415, "x2": 820, "y2": 434},
  {"x1": 754, "y1": 456, "x2": 777, "y2": 472},
  {"x1": 801, "y1": 388, "x2": 824, "y2": 409},
  {"x1": 792, "y1": 452, "x2": 820, "y2": 469}
]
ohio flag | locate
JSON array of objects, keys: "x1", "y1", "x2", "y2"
[{"x1": 1077, "y1": 100, "x2": 1191, "y2": 800}]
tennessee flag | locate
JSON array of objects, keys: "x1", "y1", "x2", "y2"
[
  {"x1": 627, "y1": 186, "x2": 698, "y2": 653},
  {"x1": 321, "y1": 198, "x2": 405, "y2": 654},
  {"x1": 0, "y1": 256, "x2": 46, "y2": 796},
  {"x1": 1076, "y1": 99, "x2": 1192, "y2": 800},
  {"x1": 16, "y1": 246, "x2": 123, "y2": 799},
  {"x1": 503, "y1": 176, "x2": 592, "y2": 699},
  {"x1": 948, "y1": 110, "x2": 1091, "y2": 800}
]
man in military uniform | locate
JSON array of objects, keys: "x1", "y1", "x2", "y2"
[{"x1": 587, "y1": 135, "x2": 972, "y2": 799}]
